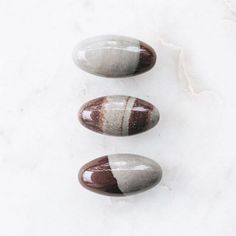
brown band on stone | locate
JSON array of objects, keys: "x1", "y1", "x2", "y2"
[
  {"x1": 134, "y1": 41, "x2": 156, "y2": 75},
  {"x1": 79, "y1": 156, "x2": 123, "y2": 196},
  {"x1": 128, "y1": 98, "x2": 154, "y2": 135}
]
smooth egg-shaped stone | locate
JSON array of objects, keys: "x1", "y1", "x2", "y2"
[
  {"x1": 79, "y1": 154, "x2": 162, "y2": 196},
  {"x1": 73, "y1": 35, "x2": 156, "y2": 78},
  {"x1": 79, "y1": 95, "x2": 159, "y2": 136}
]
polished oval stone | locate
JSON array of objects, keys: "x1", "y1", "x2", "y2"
[
  {"x1": 79, "y1": 95, "x2": 159, "y2": 136},
  {"x1": 79, "y1": 154, "x2": 162, "y2": 196},
  {"x1": 73, "y1": 35, "x2": 156, "y2": 78}
]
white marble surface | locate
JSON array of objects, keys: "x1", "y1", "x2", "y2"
[{"x1": 0, "y1": 0, "x2": 236, "y2": 235}]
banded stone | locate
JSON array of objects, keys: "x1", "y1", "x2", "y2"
[
  {"x1": 79, "y1": 95, "x2": 159, "y2": 136},
  {"x1": 79, "y1": 154, "x2": 162, "y2": 196},
  {"x1": 73, "y1": 35, "x2": 156, "y2": 78}
]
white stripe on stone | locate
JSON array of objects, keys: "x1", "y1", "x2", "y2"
[
  {"x1": 108, "y1": 154, "x2": 162, "y2": 195},
  {"x1": 121, "y1": 97, "x2": 136, "y2": 136}
]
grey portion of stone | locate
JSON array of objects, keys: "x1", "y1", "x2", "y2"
[
  {"x1": 73, "y1": 35, "x2": 140, "y2": 78},
  {"x1": 108, "y1": 154, "x2": 162, "y2": 195}
]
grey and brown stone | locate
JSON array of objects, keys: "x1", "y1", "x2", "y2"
[
  {"x1": 79, "y1": 154, "x2": 162, "y2": 196},
  {"x1": 79, "y1": 95, "x2": 159, "y2": 136},
  {"x1": 73, "y1": 35, "x2": 156, "y2": 78}
]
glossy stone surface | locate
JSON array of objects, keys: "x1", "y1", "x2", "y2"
[
  {"x1": 79, "y1": 154, "x2": 162, "y2": 196},
  {"x1": 79, "y1": 95, "x2": 159, "y2": 136},
  {"x1": 73, "y1": 35, "x2": 156, "y2": 78}
]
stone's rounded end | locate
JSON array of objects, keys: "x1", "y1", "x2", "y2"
[
  {"x1": 151, "y1": 161, "x2": 162, "y2": 186},
  {"x1": 78, "y1": 154, "x2": 162, "y2": 196},
  {"x1": 149, "y1": 106, "x2": 160, "y2": 129},
  {"x1": 156, "y1": 164, "x2": 163, "y2": 184},
  {"x1": 128, "y1": 98, "x2": 160, "y2": 136},
  {"x1": 78, "y1": 165, "x2": 85, "y2": 188},
  {"x1": 78, "y1": 97, "x2": 106, "y2": 134},
  {"x1": 73, "y1": 35, "x2": 157, "y2": 78},
  {"x1": 78, "y1": 105, "x2": 85, "y2": 126},
  {"x1": 135, "y1": 41, "x2": 157, "y2": 75},
  {"x1": 78, "y1": 156, "x2": 123, "y2": 196}
]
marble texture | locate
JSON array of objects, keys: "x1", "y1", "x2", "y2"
[
  {"x1": 79, "y1": 95, "x2": 159, "y2": 136},
  {"x1": 1, "y1": 0, "x2": 236, "y2": 236},
  {"x1": 73, "y1": 35, "x2": 156, "y2": 77},
  {"x1": 79, "y1": 154, "x2": 162, "y2": 196}
]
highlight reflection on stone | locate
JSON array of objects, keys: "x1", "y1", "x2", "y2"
[
  {"x1": 73, "y1": 35, "x2": 156, "y2": 78},
  {"x1": 79, "y1": 95, "x2": 159, "y2": 136},
  {"x1": 79, "y1": 154, "x2": 162, "y2": 196}
]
